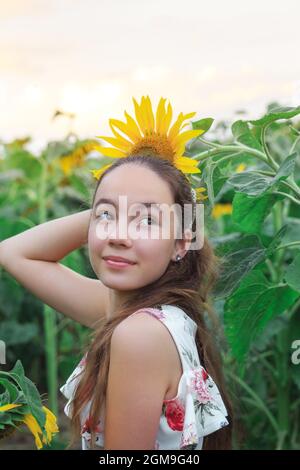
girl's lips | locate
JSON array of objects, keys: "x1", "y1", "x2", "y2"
[{"x1": 103, "y1": 258, "x2": 136, "y2": 269}]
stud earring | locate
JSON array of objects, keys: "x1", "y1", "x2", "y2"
[{"x1": 175, "y1": 254, "x2": 181, "y2": 262}]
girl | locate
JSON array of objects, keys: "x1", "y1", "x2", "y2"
[{"x1": 0, "y1": 152, "x2": 234, "y2": 450}]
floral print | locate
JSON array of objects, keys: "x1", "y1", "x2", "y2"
[
  {"x1": 189, "y1": 367, "x2": 212, "y2": 404},
  {"x1": 60, "y1": 304, "x2": 229, "y2": 450},
  {"x1": 163, "y1": 398, "x2": 185, "y2": 431}
]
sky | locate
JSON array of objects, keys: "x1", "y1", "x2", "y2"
[{"x1": 0, "y1": 0, "x2": 299, "y2": 153}]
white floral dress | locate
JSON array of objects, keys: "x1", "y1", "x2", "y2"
[{"x1": 60, "y1": 304, "x2": 229, "y2": 450}]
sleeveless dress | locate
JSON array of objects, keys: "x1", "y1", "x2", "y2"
[{"x1": 59, "y1": 304, "x2": 229, "y2": 450}]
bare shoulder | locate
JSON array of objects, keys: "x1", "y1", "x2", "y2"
[{"x1": 111, "y1": 311, "x2": 173, "y2": 369}]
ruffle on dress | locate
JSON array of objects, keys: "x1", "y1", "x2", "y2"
[
  {"x1": 161, "y1": 365, "x2": 229, "y2": 450},
  {"x1": 59, "y1": 354, "x2": 87, "y2": 419}
]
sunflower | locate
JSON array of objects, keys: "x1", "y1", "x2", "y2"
[
  {"x1": 0, "y1": 403, "x2": 59, "y2": 450},
  {"x1": 211, "y1": 203, "x2": 233, "y2": 219},
  {"x1": 59, "y1": 141, "x2": 98, "y2": 176},
  {"x1": 90, "y1": 95, "x2": 206, "y2": 180},
  {"x1": 21, "y1": 406, "x2": 59, "y2": 450}
]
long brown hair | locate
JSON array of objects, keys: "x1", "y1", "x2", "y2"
[{"x1": 68, "y1": 153, "x2": 235, "y2": 449}]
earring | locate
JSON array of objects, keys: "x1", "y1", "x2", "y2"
[{"x1": 175, "y1": 254, "x2": 181, "y2": 262}]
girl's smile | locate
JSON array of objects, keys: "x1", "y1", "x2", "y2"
[{"x1": 103, "y1": 258, "x2": 137, "y2": 269}]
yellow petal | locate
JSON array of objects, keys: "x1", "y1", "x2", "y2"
[
  {"x1": 176, "y1": 156, "x2": 201, "y2": 170},
  {"x1": 42, "y1": 406, "x2": 59, "y2": 443},
  {"x1": 91, "y1": 144, "x2": 126, "y2": 158},
  {"x1": 195, "y1": 187, "x2": 208, "y2": 201},
  {"x1": 155, "y1": 97, "x2": 167, "y2": 135},
  {"x1": 109, "y1": 118, "x2": 137, "y2": 144},
  {"x1": 144, "y1": 95, "x2": 155, "y2": 133},
  {"x1": 90, "y1": 164, "x2": 113, "y2": 180},
  {"x1": 22, "y1": 413, "x2": 43, "y2": 450},
  {"x1": 197, "y1": 194, "x2": 209, "y2": 201},
  {"x1": 160, "y1": 102, "x2": 173, "y2": 135},
  {"x1": 175, "y1": 157, "x2": 201, "y2": 174},
  {"x1": 172, "y1": 129, "x2": 204, "y2": 152},
  {"x1": 212, "y1": 203, "x2": 233, "y2": 219},
  {"x1": 0, "y1": 403, "x2": 22, "y2": 412},
  {"x1": 235, "y1": 163, "x2": 246, "y2": 173},
  {"x1": 133, "y1": 96, "x2": 147, "y2": 135},
  {"x1": 168, "y1": 112, "x2": 196, "y2": 142},
  {"x1": 96, "y1": 135, "x2": 132, "y2": 152},
  {"x1": 124, "y1": 111, "x2": 142, "y2": 142}
]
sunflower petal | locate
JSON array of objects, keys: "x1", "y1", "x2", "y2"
[
  {"x1": 173, "y1": 129, "x2": 204, "y2": 152},
  {"x1": 90, "y1": 164, "x2": 113, "y2": 180},
  {"x1": 175, "y1": 157, "x2": 201, "y2": 174},
  {"x1": 133, "y1": 96, "x2": 147, "y2": 135},
  {"x1": 109, "y1": 118, "x2": 138, "y2": 144},
  {"x1": 176, "y1": 156, "x2": 201, "y2": 169},
  {"x1": 22, "y1": 413, "x2": 43, "y2": 450},
  {"x1": 175, "y1": 162, "x2": 201, "y2": 174},
  {"x1": 144, "y1": 95, "x2": 155, "y2": 133},
  {"x1": 124, "y1": 111, "x2": 142, "y2": 141},
  {"x1": 0, "y1": 403, "x2": 22, "y2": 412},
  {"x1": 91, "y1": 144, "x2": 126, "y2": 158},
  {"x1": 155, "y1": 97, "x2": 167, "y2": 134},
  {"x1": 168, "y1": 111, "x2": 197, "y2": 142},
  {"x1": 42, "y1": 406, "x2": 59, "y2": 443},
  {"x1": 96, "y1": 135, "x2": 132, "y2": 152},
  {"x1": 160, "y1": 102, "x2": 173, "y2": 135}
]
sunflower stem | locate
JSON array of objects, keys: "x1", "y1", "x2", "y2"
[{"x1": 38, "y1": 157, "x2": 58, "y2": 416}]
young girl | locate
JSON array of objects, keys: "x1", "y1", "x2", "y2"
[{"x1": 0, "y1": 152, "x2": 233, "y2": 450}]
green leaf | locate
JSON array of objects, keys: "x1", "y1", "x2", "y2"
[
  {"x1": 284, "y1": 252, "x2": 300, "y2": 293},
  {"x1": 224, "y1": 270, "x2": 299, "y2": 372},
  {"x1": 248, "y1": 105, "x2": 300, "y2": 127},
  {"x1": 0, "y1": 321, "x2": 39, "y2": 346},
  {"x1": 191, "y1": 117, "x2": 214, "y2": 134},
  {"x1": 231, "y1": 120, "x2": 263, "y2": 151},
  {"x1": 0, "y1": 378, "x2": 20, "y2": 402},
  {"x1": 3, "y1": 150, "x2": 42, "y2": 181},
  {"x1": 227, "y1": 152, "x2": 297, "y2": 197},
  {"x1": 232, "y1": 192, "x2": 277, "y2": 233},
  {"x1": 0, "y1": 390, "x2": 10, "y2": 405},
  {"x1": 213, "y1": 234, "x2": 266, "y2": 299},
  {"x1": 45, "y1": 140, "x2": 74, "y2": 161},
  {"x1": 227, "y1": 171, "x2": 273, "y2": 196},
  {"x1": 68, "y1": 174, "x2": 90, "y2": 200},
  {"x1": 266, "y1": 224, "x2": 289, "y2": 256},
  {"x1": 274, "y1": 151, "x2": 297, "y2": 182},
  {"x1": 5, "y1": 360, "x2": 46, "y2": 430},
  {"x1": 204, "y1": 159, "x2": 217, "y2": 205}
]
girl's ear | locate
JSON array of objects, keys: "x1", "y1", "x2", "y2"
[{"x1": 173, "y1": 229, "x2": 192, "y2": 261}]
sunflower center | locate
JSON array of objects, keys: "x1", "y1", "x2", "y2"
[{"x1": 130, "y1": 133, "x2": 175, "y2": 163}]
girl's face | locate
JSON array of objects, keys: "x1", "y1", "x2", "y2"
[{"x1": 88, "y1": 164, "x2": 189, "y2": 292}]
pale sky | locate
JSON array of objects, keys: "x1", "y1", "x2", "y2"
[{"x1": 0, "y1": 0, "x2": 299, "y2": 153}]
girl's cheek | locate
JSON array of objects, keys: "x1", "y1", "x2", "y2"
[{"x1": 88, "y1": 227, "x2": 105, "y2": 257}]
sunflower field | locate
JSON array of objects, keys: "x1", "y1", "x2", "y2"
[{"x1": 0, "y1": 100, "x2": 300, "y2": 450}]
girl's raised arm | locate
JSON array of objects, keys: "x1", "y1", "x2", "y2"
[{"x1": 0, "y1": 209, "x2": 109, "y2": 328}]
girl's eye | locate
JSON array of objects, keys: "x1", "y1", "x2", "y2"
[
  {"x1": 139, "y1": 215, "x2": 156, "y2": 226},
  {"x1": 96, "y1": 210, "x2": 112, "y2": 221}
]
